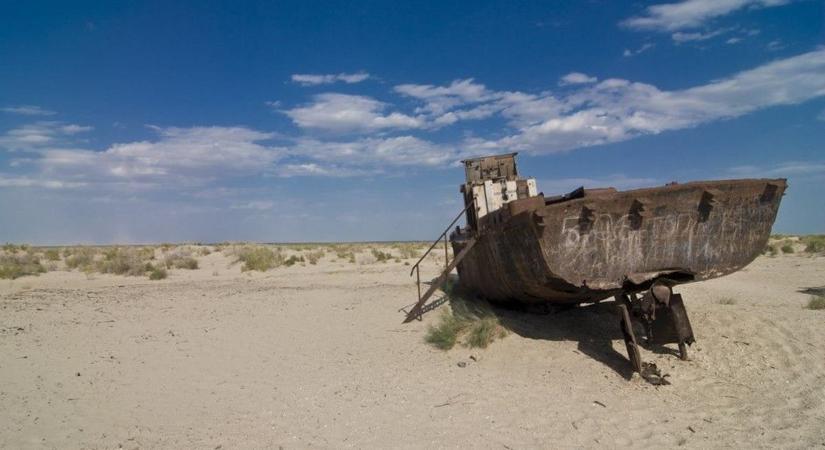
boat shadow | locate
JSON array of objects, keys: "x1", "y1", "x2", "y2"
[{"x1": 491, "y1": 301, "x2": 636, "y2": 380}]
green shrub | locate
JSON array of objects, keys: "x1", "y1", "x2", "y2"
[
  {"x1": 780, "y1": 243, "x2": 794, "y2": 254},
  {"x1": 0, "y1": 254, "x2": 46, "y2": 279},
  {"x1": 806, "y1": 295, "x2": 825, "y2": 310}
]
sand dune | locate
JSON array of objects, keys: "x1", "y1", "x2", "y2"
[{"x1": 1, "y1": 249, "x2": 824, "y2": 448}]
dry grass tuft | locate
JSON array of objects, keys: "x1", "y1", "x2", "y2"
[
  {"x1": 718, "y1": 297, "x2": 737, "y2": 305},
  {"x1": 96, "y1": 247, "x2": 152, "y2": 276},
  {"x1": 370, "y1": 248, "x2": 392, "y2": 263},
  {"x1": 806, "y1": 295, "x2": 825, "y2": 310},
  {"x1": 305, "y1": 250, "x2": 325, "y2": 265},
  {"x1": 163, "y1": 249, "x2": 199, "y2": 270}
]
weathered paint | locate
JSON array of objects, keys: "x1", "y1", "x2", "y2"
[{"x1": 451, "y1": 178, "x2": 786, "y2": 305}]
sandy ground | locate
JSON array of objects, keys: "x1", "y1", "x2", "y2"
[{"x1": 1, "y1": 250, "x2": 824, "y2": 449}]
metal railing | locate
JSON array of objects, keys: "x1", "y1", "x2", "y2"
[{"x1": 409, "y1": 203, "x2": 474, "y2": 305}]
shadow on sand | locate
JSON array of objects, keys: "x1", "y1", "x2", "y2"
[{"x1": 419, "y1": 275, "x2": 644, "y2": 379}]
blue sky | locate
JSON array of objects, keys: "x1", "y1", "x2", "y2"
[{"x1": 1, "y1": 0, "x2": 823, "y2": 244}]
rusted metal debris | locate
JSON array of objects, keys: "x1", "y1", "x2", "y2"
[{"x1": 408, "y1": 153, "x2": 786, "y2": 376}]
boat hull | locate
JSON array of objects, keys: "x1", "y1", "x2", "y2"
[{"x1": 451, "y1": 179, "x2": 786, "y2": 304}]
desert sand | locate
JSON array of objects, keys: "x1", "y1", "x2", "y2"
[{"x1": 1, "y1": 248, "x2": 824, "y2": 449}]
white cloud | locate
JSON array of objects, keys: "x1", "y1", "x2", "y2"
[
  {"x1": 728, "y1": 161, "x2": 825, "y2": 177},
  {"x1": 622, "y1": 43, "x2": 655, "y2": 57},
  {"x1": 394, "y1": 79, "x2": 496, "y2": 115},
  {"x1": 817, "y1": 109, "x2": 825, "y2": 121},
  {"x1": 0, "y1": 121, "x2": 93, "y2": 150},
  {"x1": 284, "y1": 93, "x2": 425, "y2": 133},
  {"x1": 291, "y1": 72, "x2": 371, "y2": 86},
  {"x1": 231, "y1": 200, "x2": 275, "y2": 210},
  {"x1": 464, "y1": 49, "x2": 825, "y2": 155},
  {"x1": 671, "y1": 28, "x2": 728, "y2": 43},
  {"x1": 291, "y1": 136, "x2": 456, "y2": 167},
  {"x1": 36, "y1": 126, "x2": 284, "y2": 186},
  {"x1": 621, "y1": 0, "x2": 790, "y2": 32},
  {"x1": 0, "y1": 175, "x2": 87, "y2": 189},
  {"x1": 559, "y1": 72, "x2": 598, "y2": 86},
  {"x1": 1, "y1": 105, "x2": 56, "y2": 116}
]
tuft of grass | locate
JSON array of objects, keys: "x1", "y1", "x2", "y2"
[
  {"x1": 806, "y1": 295, "x2": 825, "y2": 310},
  {"x1": 235, "y1": 246, "x2": 283, "y2": 272},
  {"x1": 425, "y1": 311, "x2": 469, "y2": 350},
  {"x1": 763, "y1": 244, "x2": 778, "y2": 257},
  {"x1": 801, "y1": 235, "x2": 825, "y2": 254},
  {"x1": 148, "y1": 266, "x2": 168, "y2": 280},
  {"x1": 718, "y1": 297, "x2": 737, "y2": 305},
  {"x1": 424, "y1": 284, "x2": 508, "y2": 350},
  {"x1": 0, "y1": 254, "x2": 47, "y2": 279},
  {"x1": 465, "y1": 316, "x2": 507, "y2": 348},
  {"x1": 780, "y1": 243, "x2": 794, "y2": 254},
  {"x1": 393, "y1": 243, "x2": 421, "y2": 259},
  {"x1": 370, "y1": 248, "x2": 392, "y2": 263}
]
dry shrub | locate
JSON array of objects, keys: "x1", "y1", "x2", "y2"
[
  {"x1": 0, "y1": 253, "x2": 47, "y2": 279},
  {"x1": 65, "y1": 247, "x2": 98, "y2": 270},
  {"x1": 393, "y1": 243, "x2": 421, "y2": 259},
  {"x1": 306, "y1": 250, "x2": 325, "y2": 265},
  {"x1": 780, "y1": 243, "x2": 794, "y2": 254},
  {"x1": 44, "y1": 249, "x2": 61, "y2": 261},
  {"x1": 371, "y1": 248, "x2": 392, "y2": 263},
  {"x1": 235, "y1": 246, "x2": 283, "y2": 272},
  {"x1": 163, "y1": 249, "x2": 199, "y2": 270},
  {"x1": 284, "y1": 255, "x2": 304, "y2": 266},
  {"x1": 718, "y1": 297, "x2": 737, "y2": 305},
  {"x1": 96, "y1": 247, "x2": 152, "y2": 276},
  {"x1": 149, "y1": 266, "x2": 168, "y2": 280}
]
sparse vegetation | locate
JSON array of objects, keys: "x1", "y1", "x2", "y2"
[
  {"x1": 65, "y1": 247, "x2": 98, "y2": 270},
  {"x1": 163, "y1": 250, "x2": 199, "y2": 270},
  {"x1": 780, "y1": 243, "x2": 794, "y2": 254},
  {"x1": 763, "y1": 244, "x2": 777, "y2": 257},
  {"x1": 148, "y1": 266, "x2": 168, "y2": 280},
  {"x1": 0, "y1": 253, "x2": 47, "y2": 279},
  {"x1": 718, "y1": 297, "x2": 737, "y2": 305},
  {"x1": 96, "y1": 247, "x2": 152, "y2": 276},
  {"x1": 424, "y1": 282, "x2": 507, "y2": 350},
  {"x1": 235, "y1": 246, "x2": 283, "y2": 272},
  {"x1": 806, "y1": 295, "x2": 825, "y2": 310},
  {"x1": 305, "y1": 250, "x2": 324, "y2": 265},
  {"x1": 44, "y1": 249, "x2": 61, "y2": 261},
  {"x1": 371, "y1": 248, "x2": 392, "y2": 263},
  {"x1": 801, "y1": 235, "x2": 825, "y2": 254},
  {"x1": 284, "y1": 255, "x2": 304, "y2": 266}
]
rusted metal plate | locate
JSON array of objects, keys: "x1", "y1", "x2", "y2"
[{"x1": 452, "y1": 178, "x2": 787, "y2": 305}]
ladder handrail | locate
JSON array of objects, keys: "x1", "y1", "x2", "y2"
[{"x1": 409, "y1": 202, "x2": 474, "y2": 276}]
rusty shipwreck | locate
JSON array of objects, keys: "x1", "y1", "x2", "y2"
[{"x1": 404, "y1": 153, "x2": 786, "y2": 374}]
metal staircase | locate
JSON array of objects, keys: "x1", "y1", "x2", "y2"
[{"x1": 402, "y1": 204, "x2": 477, "y2": 323}]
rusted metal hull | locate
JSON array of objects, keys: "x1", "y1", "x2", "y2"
[{"x1": 451, "y1": 178, "x2": 786, "y2": 305}]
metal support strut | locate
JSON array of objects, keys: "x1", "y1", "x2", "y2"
[{"x1": 616, "y1": 282, "x2": 696, "y2": 374}]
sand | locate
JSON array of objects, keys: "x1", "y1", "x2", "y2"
[{"x1": 1, "y1": 250, "x2": 824, "y2": 449}]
